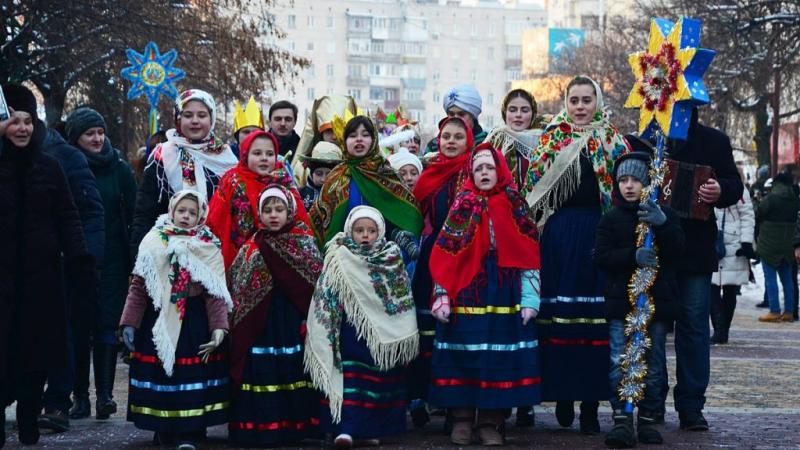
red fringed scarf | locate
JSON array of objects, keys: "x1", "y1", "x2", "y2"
[
  {"x1": 429, "y1": 143, "x2": 540, "y2": 300},
  {"x1": 207, "y1": 130, "x2": 310, "y2": 267},
  {"x1": 413, "y1": 117, "x2": 474, "y2": 206}
]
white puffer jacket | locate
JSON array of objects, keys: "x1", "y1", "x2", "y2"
[{"x1": 713, "y1": 193, "x2": 755, "y2": 286}]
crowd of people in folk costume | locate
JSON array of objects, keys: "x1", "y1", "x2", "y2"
[{"x1": 3, "y1": 72, "x2": 762, "y2": 450}]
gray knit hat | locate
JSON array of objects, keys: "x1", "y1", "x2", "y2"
[
  {"x1": 65, "y1": 107, "x2": 106, "y2": 145},
  {"x1": 615, "y1": 153, "x2": 650, "y2": 186}
]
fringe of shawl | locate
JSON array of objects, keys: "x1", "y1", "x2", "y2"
[{"x1": 525, "y1": 145, "x2": 583, "y2": 229}]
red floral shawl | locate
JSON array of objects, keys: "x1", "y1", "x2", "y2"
[
  {"x1": 413, "y1": 117, "x2": 473, "y2": 207},
  {"x1": 429, "y1": 143, "x2": 540, "y2": 300},
  {"x1": 207, "y1": 130, "x2": 310, "y2": 267}
]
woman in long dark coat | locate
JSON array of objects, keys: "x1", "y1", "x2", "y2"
[{"x1": 0, "y1": 84, "x2": 95, "y2": 446}]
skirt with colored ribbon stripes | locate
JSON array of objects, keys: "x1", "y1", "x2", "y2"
[
  {"x1": 429, "y1": 254, "x2": 541, "y2": 409},
  {"x1": 229, "y1": 291, "x2": 320, "y2": 445},
  {"x1": 537, "y1": 206, "x2": 611, "y2": 401},
  {"x1": 320, "y1": 321, "x2": 407, "y2": 439},
  {"x1": 126, "y1": 295, "x2": 230, "y2": 433}
]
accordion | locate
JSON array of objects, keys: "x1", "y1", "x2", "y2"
[{"x1": 657, "y1": 158, "x2": 716, "y2": 221}]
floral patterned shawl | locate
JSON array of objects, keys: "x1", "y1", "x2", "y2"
[
  {"x1": 207, "y1": 130, "x2": 310, "y2": 268},
  {"x1": 304, "y1": 230, "x2": 418, "y2": 423},
  {"x1": 309, "y1": 116, "x2": 422, "y2": 245},
  {"x1": 524, "y1": 77, "x2": 630, "y2": 227}
]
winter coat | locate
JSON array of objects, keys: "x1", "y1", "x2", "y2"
[
  {"x1": 0, "y1": 131, "x2": 95, "y2": 378},
  {"x1": 299, "y1": 179, "x2": 321, "y2": 213},
  {"x1": 273, "y1": 129, "x2": 301, "y2": 161},
  {"x1": 756, "y1": 182, "x2": 800, "y2": 267},
  {"x1": 627, "y1": 112, "x2": 744, "y2": 274},
  {"x1": 81, "y1": 139, "x2": 138, "y2": 331},
  {"x1": 41, "y1": 126, "x2": 105, "y2": 264},
  {"x1": 713, "y1": 193, "x2": 755, "y2": 286},
  {"x1": 595, "y1": 201, "x2": 685, "y2": 322}
]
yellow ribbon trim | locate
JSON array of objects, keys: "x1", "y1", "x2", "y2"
[
  {"x1": 536, "y1": 317, "x2": 607, "y2": 325},
  {"x1": 129, "y1": 402, "x2": 229, "y2": 418},
  {"x1": 240, "y1": 380, "x2": 311, "y2": 392},
  {"x1": 419, "y1": 330, "x2": 436, "y2": 337},
  {"x1": 452, "y1": 305, "x2": 521, "y2": 315}
]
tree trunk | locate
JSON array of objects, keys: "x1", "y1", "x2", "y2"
[
  {"x1": 43, "y1": 88, "x2": 66, "y2": 126},
  {"x1": 754, "y1": 101, "x2": 772, "y2": 169}
]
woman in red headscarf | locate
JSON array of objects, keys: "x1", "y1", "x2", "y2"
[
  {"x1": 428, "y1": 143, "x2": 542, "y2": 446},
  {"x1": 207, "y1": 130, "x2": 310, "y2": 268},
  {"x1": 406, "y1": 117, "x2": 474, "y2": 426}
]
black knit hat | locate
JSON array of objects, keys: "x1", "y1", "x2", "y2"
[
  {"x1": 2, "y1": 83, "x2": 37, "y2": 117},
  {"x1": 65, "y1": 107, "x2": 106, "y2": 145}
]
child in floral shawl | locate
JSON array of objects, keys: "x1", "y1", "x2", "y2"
[
  {"x1": 304, "y1": 206, "x2": 419, "y2": 448},
  {"x1": 119, "y1": 189, "x2": 232, "y2": 449},
  {"x1": 227, "y1": 185, "x2": 323, "y2": 446}
]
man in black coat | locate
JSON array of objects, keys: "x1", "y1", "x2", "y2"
[
  {"x1": 0, "y1": 84, "x2": 95, "y2": 446},
  {"x1": 627, "y1": 108, "x2": 744, "y2": 431},
  {"x1": 38, "y1": 122, "x2": 105, "y2": 431},
  {"x1": 268, "y1": 100, "x2": 301, "y2": 161}
]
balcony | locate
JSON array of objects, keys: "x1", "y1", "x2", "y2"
[
  {"x1": 402, "y1": 78, "x2": 426, "y2": 90},
  {"x1": 347, "y1": 76, "x2": 369, "y2": 87},
  {"x1": 403, "y1": 99, "x2": 426, "y2": 110},
  {"x1": 505, "y1": 58, "x2": 522, "y2": 68}
]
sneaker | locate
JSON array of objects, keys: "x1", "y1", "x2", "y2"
[
  {"x1": 37, "y1": 408, "x2": 70, "y2": 432},
  {"x1": 69, "y1": 396, "x2": 91, "y2": 419},
  {"x1": 176, "y1": 442, "x2": 196, "y2": 450},
  {"x1": 409, "y1": 400, "x2": 430, "y2": 428},
  {"x1": 781, "y1": 312, "x2": 794, "y2": 322},
  {"x1": 758, "y1": 312, "x2": 783, "y2": 322},
  {"x1": 637, "y1": 413, "x2": 663, "y2": 444},
  {"x1": 678, "y1": 410, "x2": 709, "y2": 431},
  {"x1": 334, "y1": 433, "x2": 353, "y2": 449},
  {"x1": 605, "y1": 414, "x2": 635, "y2": 448}
]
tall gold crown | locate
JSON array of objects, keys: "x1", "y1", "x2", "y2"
[
  {"x1": 331, "y1": 109, "x2": 357, "y2": 145},
  {"x1": 233, "y1": 96, "x2": 265, "y2": 132}
]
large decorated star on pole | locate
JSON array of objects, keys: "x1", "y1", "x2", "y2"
[{"x1": 624, "y1": 17, "x2": 716, "y2": 140}]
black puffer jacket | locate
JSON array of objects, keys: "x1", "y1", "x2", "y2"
[
  {"x1": 627, "y1": 110, "x2": 743, "y2": 274},
  {"x1": 595, "y1": 199, "x2": 685, "y2": 322}
]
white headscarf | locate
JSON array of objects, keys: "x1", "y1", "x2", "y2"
[{"x1": 344, "y1": 205, "x2": 386, "y2": 241}]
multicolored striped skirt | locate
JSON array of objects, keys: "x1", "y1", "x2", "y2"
[
  {"x1": 229, "y1": 292, "x2": 320, "y2": 445},
  {"x1": 428, "y1": 254, "x2": 541, "y2": 409},
  {"x1": 537, "y1": 207, "x2": 611, "y2": 401},
  {"x1": 321, "y1": 321, "x2": 407, "y2": 439},
  {"x1": 127, "y1": 295, "x2": 229, "y2": 433}
]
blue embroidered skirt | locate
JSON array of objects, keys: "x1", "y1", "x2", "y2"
[
  {"x1": 127, "y1": 295, "x2": 230, "y2": 433},
  {"x1": 321, "y1": 320, "x2": 407, "y2": 439},
  {"x1": 428, "y1": 253, "x2": 541, "y2": 409},
  {"x1": 538, "y1": 207, "x2": 611, "y2": 401},
  {"x1": 229, "y1": 290, "x2": 320, "y2": 445}
]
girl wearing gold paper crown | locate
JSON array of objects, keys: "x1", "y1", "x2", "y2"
[
  {"x1": 524, "y1": 76, "x2": 630, "y2": 434},
  {"x1": 230, "y1": 96, "x2": 265, "y2": 159}
]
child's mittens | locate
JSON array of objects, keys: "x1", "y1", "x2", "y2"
[
  {"x1": 635, "y1": 247, "x2": 658, "y2": 267},
  {"x1": 432, "y1": 295, "x2": 451, "y2": 323},
  {"x1": 198, "y1": 329, "x2": 227, "y2": 362},
  {"x1": 299, "y1": 321, "x2": 308, "y2": 339},
  {"x1": 120, "y1": 326, "x2": 136, "y2": 352},
  {"x1": 391, "y1": 229, "x2": 420, "y2": 260},
  {"x1": 520, "y1": 307, "x2": 538, "y2": 326},
  {"x1": 638, "y1": 199, "x2": 666, "y2": 226}
]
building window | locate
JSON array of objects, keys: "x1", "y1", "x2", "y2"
[
  {"x1": 326, "y1": 16, "x2": 334, "y2": 28},
  {"x1": 307, "y1": 16, "x2": 315, "y2": 28},
  {"x1": 506, "y1": 45, "x2": 522, "y2": 59},
  {"x1": 307, "y1": 87, "x2": 315, "y2": 100},
  {"x1": 307, "y1": 42, "x2": 314, "y2": 51},
  {"x1": 372, "y1": 41, "x2": 384, "y2": 53},
  {"x1": 452, "y1": 47, "x2": 460, "y2": 59},
  {"x1": 348, "y1": 89, "x2": 362, "y2": 100},
  {"x1": 581, "y1": 14, "x2": 599, "y2": 30},
  {"x1": 470, "y1": 23, "x2": 478, "y2": 37},
  {"x1": 488, "y1": 47, "x2": 495, "y2": 60},
  {"x1": 469, "y1": 48, "x2": 477, "y2": 60},
  {"x1": 452, "y1": 67, "x2": 459, "y2": 80},
  {"x1": 327, "y1": 42, "x2": 336, "y2": 54},
  {"x1": 370, "y1": 64, "x2": 382, "y2": 76},
  {"x1": 433, "y1": 71, "x2": 441, "y2": 81},
  {"x1": 286, "y1": 40, "x2": 295, "y2": 51},
  {"x1": 308, "y1": 65, "x2": 315, "y2": 77},
  {"x1": 370, "y1": 87, "x2": 383, "y2": 100},
  {"x1": 288, "y1": 15, "x2": 296, "y2": 29},
  {"x1": 433, "y1": 91, "x2": 440, "y2": 103},
  {"x1": 470, "y1": 69, "x2": 477, "y2": 82},
  {"x1": 327, "y1": 64, "x2": 335, "y2": 78},
  {"x1": 452, "y1": 23, "x2": 459, "y2": 36}
]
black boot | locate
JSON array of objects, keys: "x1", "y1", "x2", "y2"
[
  {"x1": 17, "y1": 398, "x2": 41, "y2": 445},
  {"x1": 69, "y1": 394, "x2": 91, "y2": 419},
  {"x1": 579, "y1": 400, "x2": 601, "y2": 435},
  {"x1": 94, "y1": 344, "x2": 118, "y2": 420},
  {"x1": 721, "y1": 286, "x2": 738, "y2": 344},
  {"x1": 555, "y1": 401, "x2": 574, "y2": 427},
  {"x1": 71, "y1": 333, "x2": 92, "y2": 419},
  {"x1": 637, "y1": 411, "x2": 663, "y2": 444},
  {"x1": 516, "y1": 406, "x2": 534, "y2": 427},
  {"x1": 710, "y1": 285, "x2": 724, "y2": 344},
  {"x1": 605, "y1": 411, "x2": 635, "y2": 448}
]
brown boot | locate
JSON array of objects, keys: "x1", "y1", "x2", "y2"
[
  {"x1": 476, "y1": 409, "x2": 505, "y2": 446},
  {"x1": 450, "y1": 408, "x2": 475, "y2": 445},
  {"x1": 758, "y1": 312, "x2": 782, "y2": 322},
  {"x1": 781, "y1": 312, "x2": 794, "y2": 322}
]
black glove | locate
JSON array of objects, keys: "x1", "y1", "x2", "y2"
[
  {"x1": 390, "y1": 229, "x2": 420, "y2": 261},
  {"x1": 637, "y1": 199, "x2": 667, "y2": 226},
  {"x1": 121, "y1": 326, "x2": 135, "y2": 352},
  {"x1": 636, "y1": 247, "x2": 658, "y2": 267},
  {"x1": 735, "y1": 242, "x2": 758, "y2": 259}
]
